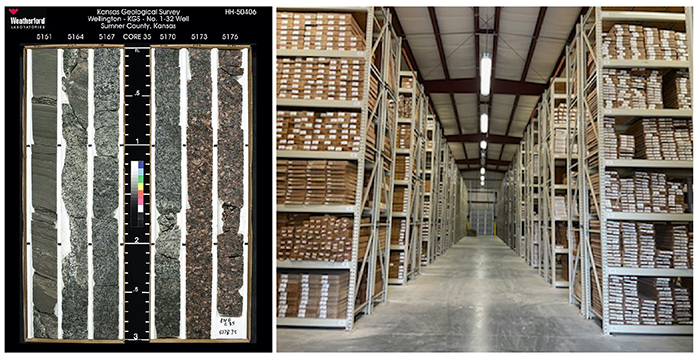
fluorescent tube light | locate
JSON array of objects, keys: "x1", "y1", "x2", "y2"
[
  {"x1": 480, "y1": 113, "x2": 488, "y2": 133},
  {"x1": 480, "y1": 53, "x2": 492, "y2": 96}
]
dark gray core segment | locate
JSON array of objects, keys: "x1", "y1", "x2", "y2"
[
  {"x1": 91, "y1": 47, "x2": 121, "y2": 340},
  {"x1": 61, "y1": 49, "x2": 89, "y2": 339},
  {"x1": 31, "y1": 48, "x2": 58, "y2": 339},
  {"x1": 92, "y1": 48, "x2": 122, "y2": 339},
  {"x1": 154, "y1": 48, "x2": 182, "y2": 338}
]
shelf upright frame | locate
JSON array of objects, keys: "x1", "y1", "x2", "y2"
[
  {"x1": 565, "y1": 35, "x2": 584, "y2": 308},
  {"x1": 361, "y1": 6, "x2": 401, "y2": 311},
  {"x1": 539, "y1": 93, "x2": 552, "y2": 282},
  {"x1": 411, "y1": 86, "x2": 427, "y2": 275},
  {"x1": 518, "y1": 141, "x2": 526, "y2": 257},
  {"x1": 549, "y1": 77, "x2": 572, "y2": 289},
  {"x1": 429, "y1": 117, "x2": 442, "y2": 263},
  {"x1": 389, "y1": 70, "x2": 417, "y2": 285},
  {"x1": 421, "y1": 114, "x2": 438, "y2": 265}
]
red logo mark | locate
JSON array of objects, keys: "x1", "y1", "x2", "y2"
[{"x1": 8, "y1": 8, "x2": 18, "y2": 15}]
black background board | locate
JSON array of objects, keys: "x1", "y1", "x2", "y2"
[{"x1": 4, "y1": 6, "x2": 272, "y2": 351}]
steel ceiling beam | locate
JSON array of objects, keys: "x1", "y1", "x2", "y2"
[
  {"x1": 526, "y1": 7, "x2": 588, "y2": 129},
  {"x1": 445, "y1": 133, "x2": 522, "y2": 144},
  {"x1": 473, "y1": 7, "x2": 480, "y2": 77},
  {"x1": 429, "y1": 7, "x2": 450, "y2": 80},
  {"x1": 497, "y1": 7, "x2": 547, "y2": 169},
  {"x1": 390, "y1": 7, "x2": 442, "y2": 126},
  {"x1": 428, "y1": 6, "x2": 468, "y2": 159},
  {"x1": 423, "y1": 78, "x2": 547, "y2": 95},
  {"x1": 461, "y1": 169, "x2": 507, "y2": 174},
  {"x1": 456, "y1": 158, "x2": 511, "y2": 167},
  {"x1": 521, "y1": 8, "x2": 547, "y2": 85}
]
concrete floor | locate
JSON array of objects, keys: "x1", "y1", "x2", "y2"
[{"x1": 277, "y1": 235, "x2": 693, "y2": 352}]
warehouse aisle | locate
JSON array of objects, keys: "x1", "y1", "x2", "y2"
[{"x1": 277, "y1": 236, "x2": 693, "y2": 352}]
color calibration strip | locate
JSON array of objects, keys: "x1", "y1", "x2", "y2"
[{"x1": 131, "y1": 160, "x2": 145, "y2": 227}]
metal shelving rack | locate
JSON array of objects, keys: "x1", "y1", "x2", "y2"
[
  {"x1": 435, "y1": 138, "x2": 447, "y2": 255},
  {"x1": 440, "y1": 153, "x2": 459, "y2": 253},
  {"x1": 565, "y1": 32, "x2": 587, "y2": 312},
  {"x1": 524, "y1": 119, "x2": 541, "y2": 268},
  {"x1": 421, "y1": 114, "x2": 441, "y2": 265},
  {"x1": 496, "y1": 166, "x2": 515, "y2": 248},
  {"x1": 458, "y1": 177, "x2": 469, "y2": 241},
  {"x1": 576, "y1": 6, "x2": 694, "y2": 335},
  {"x1": 496, "y1": 171, "x2": 505, "y2": 243},
  {"x1": 428, "y1": 122, "x2": 463, "y2": 257},
  {"x1": 389, "y1": 71, "x2": 425, "y2": 285},
  {"x1": 541, "y1": 78, "x2": 573, "y2": 288},
  {"x1": 538, "y1": 92, "x2": 551, "y2": 280},
  {"x1": 276, "y1": 6, "x2": 401, "y2": 330},
  {"x1": 498, "y1": 133, "x2": 531, "y2": 259},
  {"x1": 449, "y1": 158, "x2": 459, "y2": 247},
  {"x1": 412, "y1": 88, "x2": 428, "y2": 272},
  {"x1": 517, "y1": 142, "x2": 526, "y2": 257}
]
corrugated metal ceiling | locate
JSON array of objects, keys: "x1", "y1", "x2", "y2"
[{"x1": 394, "y1": 6, "x2": 582, "y2": 176}]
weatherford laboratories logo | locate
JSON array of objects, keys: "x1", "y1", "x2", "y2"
[{"x1": 8, "y1": 8, "x2": 47, "y2": 29}]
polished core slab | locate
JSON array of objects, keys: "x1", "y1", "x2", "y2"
[{"x1": 277, "y1": 236, "x2": 693, "y2": 352}]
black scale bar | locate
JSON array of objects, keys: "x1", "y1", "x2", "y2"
[{"x1": 123, "y1": 46, "x2": 152, "y2": 343}]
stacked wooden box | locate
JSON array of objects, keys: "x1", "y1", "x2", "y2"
[
  {"x1": 392, "y1": 187, "x2": 409, "y2": 213},
  {"x1": 277, "y1": 57, "x2": 365, "y2": 101},
  {"x1": 277, "y1": 110, "x2": 361, "y2": 152},
  {"x1": 602, "y1": 24, "x2": 687, "y2": 61},
  {"x1": 391, "y1": 219, "x2": 407, "y2": 247},
  {"x1": 398, "y1": 93, "x2": 412, "y2": 119},
  {"x1": 605, "y1": 221, "x2": 692, "y2": 269},
  {"x1": 277, "y1": 272, "x2": 350, "y2": 319},
  {"x1": 397, "y1": 123, "x2": 412, "y2": 149},
  {"x1": 394, "y1": 155, "x2": 410, "y2": 181},
  {"x1": 389, "y1": 251, "x2": 406, "y2": 281},
  {"x1": 602, "y1": 118, "x2": 695, "y2": 161},
  {"x1": 277, "y1": 160, "x2": 357, "y2": 205},
  {"x1": 601, "y1": 69, "x2": 663, "y2": 109},
  {"x1": 663, "y1": 70, "x2": 692, "y2": 109},
  {"x1": 276, "y1": 214, "x2": 370, "y2": 262},
  {"x1": 276, "y1": 12, "x2": 366, "y2": 51}
]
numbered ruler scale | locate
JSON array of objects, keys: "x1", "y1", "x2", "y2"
[{"x1": 123, "y1": 46, "x2": 152, "y2": 342}]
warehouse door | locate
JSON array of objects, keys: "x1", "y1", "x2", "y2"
[{"x1": 470, "y1": 203, "x2": 494, "y2": 235}]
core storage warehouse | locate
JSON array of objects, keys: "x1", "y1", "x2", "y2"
[{"x1": 275, "y1": 6, "x2": 693, "y2": 352}]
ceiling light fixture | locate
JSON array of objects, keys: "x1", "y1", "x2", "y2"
[
  {"x1": 480, "y1": 113, "x2": 489, "y2": 133},
  {"x1": 480, "y1": 140, "x2": 487, "y2": 150},
  {"x1": 480, "y1": 53, "x2": 492, "y2": 96},
  {"x1": 480, "y1": 167, "x2": 485, "y2": 175},
  {"x1": 480, "y1": 175, "x2": 485, "y2": 182},
  {"x1": 481, "y1": 181, "x2": 485, "y2": 187}
]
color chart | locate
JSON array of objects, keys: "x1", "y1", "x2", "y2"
[{"x1": 130, "y1": 160, "x2": 145, "y2": 228}]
